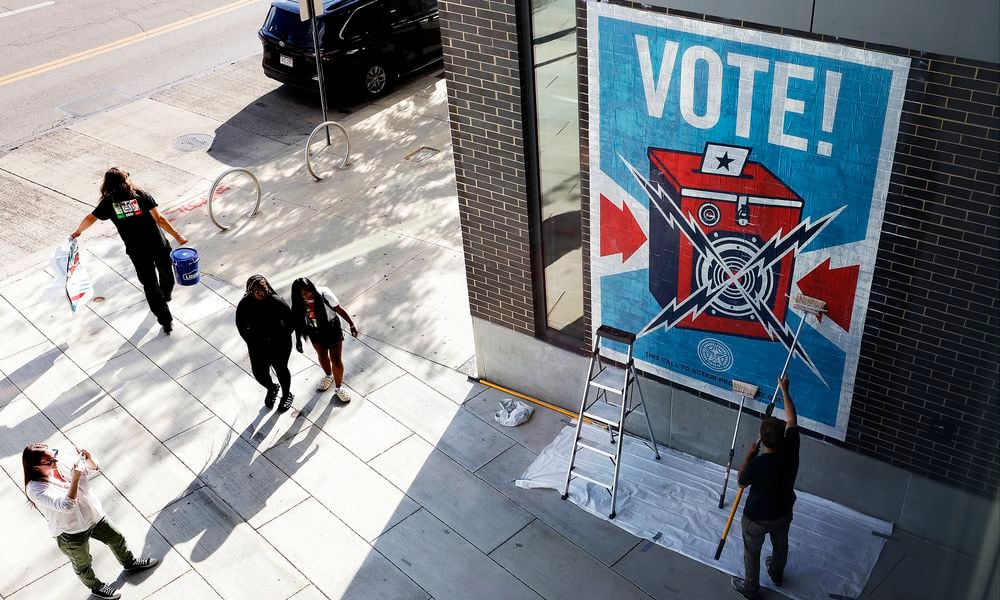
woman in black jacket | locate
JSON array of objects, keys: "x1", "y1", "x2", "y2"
[{"x1": 235, "y1": 275, "x2": 295, "y2": 412}]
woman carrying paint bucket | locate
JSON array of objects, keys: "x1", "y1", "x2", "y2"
[
  {"x1": 236, "y1": 275, "x2": 296, "y2": 412},
  {"x1": 71, "y1": 168, "x2": 188, "y2": 334}
]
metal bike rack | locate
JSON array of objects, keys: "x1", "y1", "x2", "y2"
[
  {"x1": 208, "y1": 168, "x2": 262, "y2": 231},
  {"x1": 304, "y1": 121, "x2": 351, "y2": 181}
]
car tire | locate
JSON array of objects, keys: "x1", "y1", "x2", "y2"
[{"x1": 361, "y1": 63, "x2": 390, "y2": 98}]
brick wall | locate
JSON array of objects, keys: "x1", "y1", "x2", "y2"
[
  {"x1": 575, "y1": 1, "x2": 999, "y2": 497},
  {"x1": 851, "y1": 57, "x2": 1000, "y2": 496},
  {"x1": 438, "y1": 0, "x2": 537, "y2": 336}
]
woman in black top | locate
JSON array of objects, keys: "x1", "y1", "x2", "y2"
[
  {"x1": 235, "y1": 275, "x2": 295, "y2": 412},
  {"x1": 70, "y1": 168, "x2": 188, "y2": 334}
]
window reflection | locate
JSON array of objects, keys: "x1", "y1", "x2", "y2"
[{"x1": 531, "y1": 0, "x2": 584, "y2": 338}]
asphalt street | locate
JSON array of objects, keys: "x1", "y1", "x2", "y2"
[{"x1": 0, "y1": 0, "x2": 270, "y2": 151}]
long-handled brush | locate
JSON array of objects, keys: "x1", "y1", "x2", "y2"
[
  {"x1": 764, "y1": 294, "x2": 826, "y2": 417},
  {"x1": 718, "y1": 380, "x2": 759, "y2": 509},
  {"x1": 714, "y1": 293, "x2": 826, "y2": 561}
]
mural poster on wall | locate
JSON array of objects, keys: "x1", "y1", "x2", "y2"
[{"x1": 588, "y1": 2, "x2": 910, "y2": 439}]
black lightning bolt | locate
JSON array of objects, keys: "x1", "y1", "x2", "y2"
[{"x1": 620, "y1": 154, "x2": 842, "y2": 385}]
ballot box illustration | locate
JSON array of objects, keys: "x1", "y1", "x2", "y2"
[{"x1": 648, "y1": 143, "x2": 804, "y2": 339}]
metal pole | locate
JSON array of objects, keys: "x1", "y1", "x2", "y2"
[{"x1": 306, "y1": 0, "x2": 331, "y2": 145}]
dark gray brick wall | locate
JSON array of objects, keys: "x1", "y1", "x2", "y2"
[
  {"x1": 853, "y1": 56, "x2": 1000, "y2": 496},
  {"x1": 439, "y1": 0, "x2": 536, "y2": 336}
]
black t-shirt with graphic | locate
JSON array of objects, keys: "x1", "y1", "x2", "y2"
[
  {"x1": 92, "y1": 190, "x2": 167, "y2": 256},
  {"x1": 739, "y1": 427, "x2": 800, "y2": 521}
]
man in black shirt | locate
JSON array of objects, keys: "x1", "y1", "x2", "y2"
[
  {"x1": 732, "y1": 375, "x2": 800, "y2": 599},
  {"x1": 71, "y1": 168, "x2": 188, "y2": 334}
]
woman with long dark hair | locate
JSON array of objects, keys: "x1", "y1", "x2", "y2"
[
  {"x1": 236, "y1": 274, "x2": 296, "y2": 412},
  {"x1": 70, "y1": 167, "x2": 188, "y2": 334},
  {"x1": 23, "y1": 444, "x2": 157, "y2": 600},
  {"x1": 290, "y1": 277, "x2": 359, "y2": 402}
]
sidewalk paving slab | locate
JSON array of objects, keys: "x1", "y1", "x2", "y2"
[
  {"x1": 374, "y1": 508, "x2": 543, "y2": 600},
  {"x1": 103, "y1": 303, "x2": 223, "y2": 379},
  {"x1": 259, "y1": 498, "x2": 428, "y2": 600},
  {"x1": 0, "y1": 129, "x2": 207, "y2": 210},
  {"x1": 491, "y1": 519, "x2": 653, "y2": 600},
  {"x1": 358, "y1": 335, "x2": 482, "y2": 400},
  {"x1": 0, "y1": 341, "x2": 119, "y2": 431},
  {"x1": 349, "y1": 244, "x2": 472, "y2": 370},
  {"x1": 143, "y1": 570, "x2": 222, "y2": 600},
  {"x1": 371, "y1": 434, "x2": 534, "y2": 553},
  {"x1": 164, "y1": 417, "x2": 311, "y2": 529},
  {"x1": 366, "y1": 374, "x2": 515, "y2": 472},
  {"x1": 296, "y1": 390, "x2": 412, "y2": 463},
  {"x1": 610, "y1": 536, "x2": 736, "y2": 600},
  {"x1": 88, "y1": 350, "x2": 213, "y2": 442},
  {"x1": 67, "y1": 407, "x2": 198, "y2": 518},
  {"x1": 149, "y1": 486, "x2": 309, "y2": 600},
  {"x1": 69, "y1": 98, "x2": 291, "y2": 181},
  {"x1": 262, "y1": 423, "x2": 418, "y2": 542}
]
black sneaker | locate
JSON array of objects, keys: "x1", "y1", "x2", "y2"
[
  {"x1": 264, "y1": 386, "x2": 278, "y2": 409},
  {"x1": 91, "y1": 583, "x2": 121, "y2": 599},
  {"x1": 125, "y1": 556, "x2": 158, "y2": 572},
  {"x1": 278, "y1": 393, "x2": 294, "y2": 413},
  {"x1": 162, "y1": 322, "x2": 173, "y2": 335},
  {"x1": 731, "y1": 577, "x2": 762, "y2": 599},
  {"x1": 765, "y1": 556, "x2": 783, "y2": 586}
]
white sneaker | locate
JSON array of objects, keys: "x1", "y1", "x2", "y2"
[
  {"x1": 335, "y1": 388, "x2": 351, "y2": 403},
  {"x1": 316, "y1": 376, "x2": 334, "y2": 392}
]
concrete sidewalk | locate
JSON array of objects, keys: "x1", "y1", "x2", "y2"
[{"x1": 0, "y1": 56, "x2": 979, "y2": 600}]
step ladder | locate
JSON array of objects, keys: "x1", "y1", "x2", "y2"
[{"x1": 560, "y1": 325, "x2": 660, "y2": 519}]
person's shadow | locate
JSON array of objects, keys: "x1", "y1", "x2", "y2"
[{"x1": 136, "y1": 387, "x2": 337, "y2": 572}]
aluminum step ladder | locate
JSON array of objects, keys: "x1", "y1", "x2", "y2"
[{"x1": 560, "y1": 325, "x2": 660, "y2": 518}]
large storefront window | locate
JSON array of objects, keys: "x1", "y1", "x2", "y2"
[{"x1": 529, "y1": 0, "x2": 584, "y2": 338}]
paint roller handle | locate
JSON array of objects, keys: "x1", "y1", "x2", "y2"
[{"x1": 714, "y1": 486, "x2": 745, "y2": 560}]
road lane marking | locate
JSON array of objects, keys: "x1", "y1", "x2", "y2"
[
  {"x1": 0, "y1": 1, "x2": 55, "y2": 19},
  {"x1": 0, "y1": 0, "x2": 261, "y2": 88}
]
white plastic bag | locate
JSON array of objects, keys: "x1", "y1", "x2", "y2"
[
  {"x1": 49, "y1": 239, "x2": 94, "y2": 314},
  {"x1": 494, "y1": 398, "x2": 534, "y2": 427}
]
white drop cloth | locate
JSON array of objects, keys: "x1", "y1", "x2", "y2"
[{"x1": 517, "y1": 425, "x2": 891, "y2": 600}]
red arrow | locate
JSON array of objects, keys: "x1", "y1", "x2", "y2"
[
  {"x1": 600, "y1": 194, "x2": 646, "y2": 262},
  {"x1": 796, "y1": 258, "x2": 860, "y2": 332}
]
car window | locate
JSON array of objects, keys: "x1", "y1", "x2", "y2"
[
  {"x1": 384, "y1": 0, "x2": 423, "y2": 18},
  {"x1": 418, "y1": 0, "x2": 437, "y2": 13},
  {"x1": 341, "y1": 3, "x2": 382, "y2": 38},
  {"x1": 262, "y1": 6, "x2": 317, "y2": 46}
]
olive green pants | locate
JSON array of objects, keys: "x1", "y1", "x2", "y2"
[{"x1": 55, "y1": 517, "x2": 134, "y2": 590}]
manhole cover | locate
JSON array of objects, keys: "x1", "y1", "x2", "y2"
[
  {"x1": 405, "y1": 146, "x2": 440, "y2": 163},
  {"x1": 173, "y1": 133, "x2": 214, "y2": 152}
]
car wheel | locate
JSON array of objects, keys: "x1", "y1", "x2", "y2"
[{"x1": 362, "y1": 63, "x2": 389, "y2": 97}]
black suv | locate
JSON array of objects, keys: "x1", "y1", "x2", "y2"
[{"x1": 259, "y1": 0, "x2": 442, "y2": 100}]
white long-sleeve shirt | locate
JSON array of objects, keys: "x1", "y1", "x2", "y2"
[{"x1": 26, "y1": 462, "x2": 104, "y2": 537}]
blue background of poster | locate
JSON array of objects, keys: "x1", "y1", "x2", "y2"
[{"x1": 592, "y1": 13, "x2": 904, "y2": 429}]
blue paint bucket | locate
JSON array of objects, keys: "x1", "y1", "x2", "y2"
[{"x1": 171, "y1": 247, "x2": 200, "y2": 286}]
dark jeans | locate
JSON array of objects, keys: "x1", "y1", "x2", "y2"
[
  {"x1": 130, "y1": 246, "x2": 174, "y2": 327},
  {"x1": 55, "y1": 517, "x2": 135, "y2": 590},
  {"x1": 741, "y1": 512, "x2": 792, "y2": 592},
  {"x1": 248, "y1": 338, "x2": 293, "y2": 396}
]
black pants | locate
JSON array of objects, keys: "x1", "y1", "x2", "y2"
[
  {"x1": 248, "y1": 338, "x2": 293, "y2": 396},
  {"x1": 129, "y1": 246, "x2": 174, "y2": 326},
  {"x1": 741, "y1": 512, "x2": 792, "y2": 592}
]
